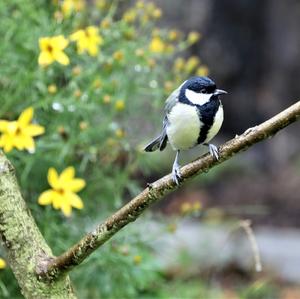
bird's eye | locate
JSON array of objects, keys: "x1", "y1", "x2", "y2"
[{"x1": 200, "y1": 89, "x2": 207, "y2": 94}]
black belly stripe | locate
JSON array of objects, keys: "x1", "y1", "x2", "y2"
[{"x1": 196, "y1": 98, "x2": 220, "y2": 144}]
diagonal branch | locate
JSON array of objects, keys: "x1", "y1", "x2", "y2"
[{"x1": 38, "y1": 101, "x2": 300, "y2": 281}]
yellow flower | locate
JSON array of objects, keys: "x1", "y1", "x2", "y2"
[
  {"x1": 74, "y1": 89, "x2": 82, "y2": 98},
  {"x1": 38, "y1": 35, "x2": 70, "y2": 66},
  {"x1": 173, "y1": 57, "x2": 185, "y2": 72},
  {"x1": 140, "y1": 15, "x2": 149, "y2": 25},
  {"x1": 103, "y1": 94, "x2": 111, "y2": 104},
  {"x1": 100, "y1": 18, "x2": 111, "y2": 29},
  {"x1": 145, "y1": 2, "x2": 156, "y2": 14},
  {"x1": 165, "y1": 44, "x2": 175, "y2": 54},
  {"x1": 151, "y1": 28, "x2": 160, "y2": 37},
  {"x1": 164, "y1": 81, "x2": 174, "y2": 93},
  {"x1": 133, "y1": 255, "x2": 142, "y2": 265},
  {"x1": 180, "y1": 202, "x2": 192, "y2": 214},
  {"x1": 196, "y1": 65, "x2": 209, "y2": 77},
  {"x1": 0, "y1": 107, "x2": 45, "y2": 153},
  {"x1": 192, "y1": 201, "x2": 202, "y2": 212},
  {"x1": 61, "y1": 0, "x2": 85, "y2": 17},
  {"x1": 48, "y1": 84, "x2": 57, "y2": 94},
  {"x1": 70, "y1": 26, "x2": 103, "y2": 56},
  {"x1": 79, "y1": 121, "x2": 89, "y2": 130},
  {"x1": 96, "y1": 0, "x2": 107, "y2": 9},
  {"x1": 115, "y1": 100, "x2": 125, "y2": 111},
  {"x1": 149, "y1": 36, "x2": 165, "y2": 53},
  {"x1": 38, "y1": 167, "x2": 86, "y2": 217},
  {"x1": 135, "y1": 48, "x2": 144, "y2": 57},
  {"x1": 72, "y1": 66, "x2": 82, "y2": 76},
  {"x1": 187, "y1": 31, "x2": 201, "y2": 44},
  {"x1": 115, "y1": 128, "x2": 125, "y2": 138},
  {"x1": 152, "y1": 8, "x2": 162, "y2": 19},
  {"x1": 147, "y1": 58, "x2": 156, "y2": 68},
  {"x1": 53, "y1": 10, "x2": 64, "y2": 22},
  {"x1": 185, "y1": 56, "x2": 200, "y2": 73},
  {"x1": 166, "y1": 223, "x2": 177, "y2": 233},
  {"x1": 122, "y1": 9, "x2": 137, "y2": 23},
  {"x1": 0, "y1": 258, "x2": 6, "y2": 269},
  {"x1": 136, "y1": 1, "x2": 144, "y2": 9},
  {"x1": 113, "y1": 50, "x2": 124, "y2": 62},
  {"x1": 168, "y1": 30, "x2": 180, "y2": 41},
  {"x1": 92, "y1": 78, "x2": 102, "y2": 89}
]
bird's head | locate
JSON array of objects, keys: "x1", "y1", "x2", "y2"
[{"x1": 179, "y1": 76, "x2": 227, "y2": 106}]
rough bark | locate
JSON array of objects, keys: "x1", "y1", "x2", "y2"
[
  {"x1": 39, "y1": 101, "x2": 300, "y2": 281},
  {"x1": 0, "y1": 153, "x2": 77, "y2": 298}
]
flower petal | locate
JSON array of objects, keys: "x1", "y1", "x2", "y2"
[
  {"x1": 53, "y1": 50, "x2": 70, "y2": 65},
  {"x1": 0, "y1": 120, "x2": 9, "y2": 132},
  {"x1": 61, "y1": 202, "x2": 72, "y2": 217},
  {"x1": 52, "y1": 35, "x2": 69, "y2": 50},
  {"x1": 0, "y1": 134, "x2": 14, "y2": 153},
  {"x1": 66, "y1": 192, "x2": 84, "y2": 209},
  {"x1": 39, "y1": 37, "x2": 51, "y2": 51},
  {"x1": 18, "y1": 107, "x2": 33, "y2": 128},
  {"x1": 53, "y1": 192, "x2": 63, "y2": 209},
  {"x1": 14, "y1": 134, "x2": 27, "y2": 150},
  {"x1": 68, "y1": 178, "x2": 86, "y2": 192},
  {"x1": 24, "y1": 124, "x2": 45, "y2": 136},
  {"x1": 0, "y1": 258, "x2": 6, "y2": 269},
  {"x1": 48, "y1": 168, "x2": 59, "y2": 189},
  {"x1": 38, "y1": 51, "x2": 54, "y2": 66},
  {"x1": 60, "y1": 166, "x2": 75, "y2": 183},
  {"x1": 88, "y1": 44, "x2": 98, "y2": 56},
  {"x1": 70, "y1": 30, "x2": 85, "y2": 41},
  {"x1": 38, "y1": 190, "x2": 54, "y2": 205},
  {"x1": 23, "y1": 136, "x2": 35, "y2": 151}
]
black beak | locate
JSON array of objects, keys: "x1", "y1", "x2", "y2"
[{"x1": 214, "y1": 89, "x2": 227, "y2": 96}]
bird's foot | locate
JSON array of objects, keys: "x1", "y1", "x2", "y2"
[
  {"x1": 172, "y1": 164, "x2": 182, "y2": 185},
  {"x1": 205, "y1": 143, "x2": 219, "y2": 160}
]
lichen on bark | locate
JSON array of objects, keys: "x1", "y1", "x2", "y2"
[{"x1": 0, "y1": 152, "x2": 77, "y2": 299}]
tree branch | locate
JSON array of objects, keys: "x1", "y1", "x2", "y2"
[
  {"x1": 39, "y1": 101, "x2": 300, "y2": 281},
  {"x1": 0, "y1": 154, "x2": 77, "y2": 298}
]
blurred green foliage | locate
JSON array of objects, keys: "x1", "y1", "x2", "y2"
[
  {"x1": 0, "y1": 0, "x2": 209, "y2": 297},
  {"x1": 0, "y1": 1, "x2": 285, "y2": 298}
]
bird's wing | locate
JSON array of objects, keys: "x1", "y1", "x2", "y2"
[
  {"x1": 153, "y1": 86, "x2": 180, "y2": 151},
  {"x1": 164, "y1": 86, "x2": 180, "y2": 114}
]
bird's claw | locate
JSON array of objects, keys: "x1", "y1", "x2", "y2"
[
  {"x1": 208, "y1": 143, "x2": 219, "y2": 160},
  {"x1": 172, "y1": 165, "x2": 182, "y2": 185}
]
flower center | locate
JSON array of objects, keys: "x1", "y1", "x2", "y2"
[
  {"x1": 57, "y1": 188, "x2": 65, "y2": 195},
  {"x1": 15, "y1": 127, "x2": 22, "y2": 135},
  {"x1": 47, "y1": 45, "x2": 53, "y2": 53}
]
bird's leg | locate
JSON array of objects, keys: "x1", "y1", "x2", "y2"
[
  {"x1": 204, "y1": 143, "x2": 219, "y2": 160},
  {"x1": 172, "y1": 150, "x2": 182, "y2": 185}
]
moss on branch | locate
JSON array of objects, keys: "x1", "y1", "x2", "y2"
[{"x1": 0, "y1": 153, "x2": 76, "y2": 299}]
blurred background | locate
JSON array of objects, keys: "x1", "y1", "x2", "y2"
[{"x1": 0, "y1": 0, "x2": 300, "y2": 298}]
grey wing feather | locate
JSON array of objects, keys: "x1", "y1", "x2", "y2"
[
  {"x1": 144, "y1": 86, "x2": 180, "y2": 152},
  {"x1": 157, "y1": 87, "x2": 181, "y2": 151},
  {"x1": 164, "y1": 86, "x2": 180, "y2": 114}
]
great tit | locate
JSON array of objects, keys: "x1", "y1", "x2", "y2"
[{"x1": 145, "y1": 76, "x2": 227, "y2": 185}]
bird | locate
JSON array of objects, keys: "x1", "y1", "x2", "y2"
[{"x1": 144, "y1": 76, "x2": 227, "y2": 185}]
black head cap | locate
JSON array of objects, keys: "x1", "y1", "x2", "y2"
[{"x1": 182, "y1": 76, "x2": 217, "y2": 94}]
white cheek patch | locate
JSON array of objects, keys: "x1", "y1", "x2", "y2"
[{"x1": 185, "y1": 89, "x2": 212, "y2": 106}]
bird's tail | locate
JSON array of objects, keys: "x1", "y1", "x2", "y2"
[{"x1": 144, "y1": 133, "x2": 167, "y2": 152}]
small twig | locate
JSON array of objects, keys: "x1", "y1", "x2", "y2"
[
  {"x1": 240, "y1": 220, "x2": 262, "y2": 272},
  {"x1": 38, "y1": 101, "x2": 300, "y2": 281}
]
